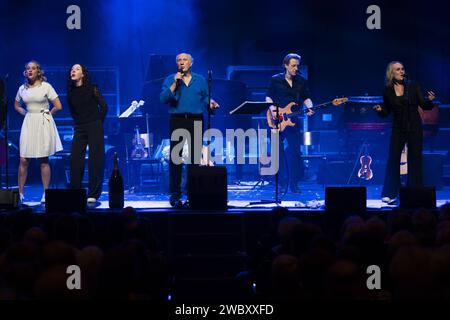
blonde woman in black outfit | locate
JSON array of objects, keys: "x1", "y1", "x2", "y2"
[
  {"x1": 374, "y1": 61, "x2": 436, "y2": 203},
  {"x1": 68, "y1": 64, "x2": 108, "y2": 203}
]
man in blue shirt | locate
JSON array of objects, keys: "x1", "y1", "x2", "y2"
[
  {"x1": 266, "y1": 53, "x2": 314, "y2": 193},
  {"x1": 160, "y1": 53, "x2": 219, "y2": 207}
]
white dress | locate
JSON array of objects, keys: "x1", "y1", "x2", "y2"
[{"x1": 15, "y1": 82, "x2": 63, "y2": 158}]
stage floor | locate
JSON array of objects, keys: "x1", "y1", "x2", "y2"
[{"x1": 16, "y1": 181, "x2": 450, "y2": 211}]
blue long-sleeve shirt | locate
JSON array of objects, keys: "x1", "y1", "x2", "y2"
[{"x1": 160, "y1": 72, "x2": 208, "y2": 114}]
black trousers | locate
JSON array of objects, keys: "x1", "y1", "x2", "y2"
[
  {"x1": 70, "y1": 120, "x2": 105, "y2": 199},
  {"x1": 279, "y1": 129, "x2": 304, "y2": 188},
  {"x1": 382, "y1": 128, "x2": 423, "y2": 198},
  {"x1": 169, "y1": 114, "x2": 203, "y2": 199}
]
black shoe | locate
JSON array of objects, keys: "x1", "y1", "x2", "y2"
[
  {"x1": 170, "y1": 194, "x2": 182, "y2": 208},
  {"x1": 170, "y1": 198, "x2": 183, "y2": 208}
]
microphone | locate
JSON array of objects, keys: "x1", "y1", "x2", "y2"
[
  {"x1": 394, "y1": 73, "x2": 408, "y2": 85},
  {"x1": 403, "y1": 73, "x2": 409, "y2": 87},
  {"x1": 175, "y1": 69, "x2": 185, "y2": 86}
]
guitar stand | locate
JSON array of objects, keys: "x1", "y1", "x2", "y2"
[
  {"x1": 124, "y1": 142, "x2": 134, "y2": 193},
  {"x1": 252, "y1": 123, "x2": 270, "y2": 191}
]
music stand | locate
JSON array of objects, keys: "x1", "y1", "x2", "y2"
[
  {"x1": 229, "y1": 101, "x2": 282, "y2": 206},
  {"x1": 119, "y1": 100, "x2": 145, "y2": 118},
  {"x1": 229, "y1": 101, "x2": 272, "y2": 116},
  {"x1": 119, "y1": 100, "x2": 148, "y2": 192}
]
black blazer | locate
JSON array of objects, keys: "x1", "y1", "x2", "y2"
[{"x1": 378, "y1": 81, "x2": 434, "y2": 132}]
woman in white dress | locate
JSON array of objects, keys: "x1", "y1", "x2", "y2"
[{"x1": 14, "y1": 60, "x2": 63, "y2": 203}]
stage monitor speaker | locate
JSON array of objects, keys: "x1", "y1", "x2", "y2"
[
  {"x1": 325, "y1": 186, "x2": 367, "y2": 213},
  {"x1": 399, "y1": 187, "x2": 436, "y2": 209},
  {"x1": 188, "y1": 166, "x2": 228, "y2": 210},
  {"x1": 45, "y1": 189, "x2": 87, "y2": 214},
  {"x1": 0, "y1": 189, "x2": 19, "y2": 209}
]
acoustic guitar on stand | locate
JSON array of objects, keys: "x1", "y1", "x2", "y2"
[{"x1": 266, "y1": 97, "x2": 348, "y2": 132}]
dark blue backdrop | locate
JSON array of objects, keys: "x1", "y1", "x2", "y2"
[{"x1": 1, "y1": 0, "x2": 449, "y2": 128}]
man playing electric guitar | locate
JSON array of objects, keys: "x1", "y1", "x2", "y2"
[
  {"x1": 265, "y1": 53, "x2": 314, "y2": 193},
  {"x1": 266, "y1": 97, "x2": 347, "y2": 132}
]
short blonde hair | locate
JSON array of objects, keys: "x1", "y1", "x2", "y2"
[{"x1": 385, "y1": 61, "x2": 403, "y2": 87}]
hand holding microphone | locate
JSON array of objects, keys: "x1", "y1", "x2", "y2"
[
  {"x1": 170, "y1": 68, "x2": 185, "y2": 93},
  {"x1": 174, "y1": 68, "x2": 184, "y2": 84}
]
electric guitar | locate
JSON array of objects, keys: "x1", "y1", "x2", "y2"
[{"x1": 266, "y1": 97, "x2": 348, "y2": 132}]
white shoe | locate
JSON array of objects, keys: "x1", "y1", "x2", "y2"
[
  {"x1": 19, "y1": 193, "x2": 25, "y2": 204},
  {"x1": 41, "y1": 193, "x2": 46, "y2": 203},
  {"x1": 382, "y1": 197, "x2": 397, "y2": 204},
  {"x1": 87, "y1": 197, "x2": 97, "y2": 203}
]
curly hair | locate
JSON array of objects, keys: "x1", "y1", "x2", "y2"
[{"x1": 23, "y1": 60, "x2": 47, "y2": 87}]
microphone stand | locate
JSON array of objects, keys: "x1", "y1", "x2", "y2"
[
  {"x1": 206, "y1": 70, "x2": 212, "y2": 166},
  {"x1": 274, "y1": 104, "x2": 280, "y2": 204},
  {"x1": 145, "y1": 113, "x2": 151, "y2": 158},
  {"x1": 249, "y1": 103, "x2": 282, "y2": 206},
  {"x1": 124, "y1": 140, "x2": 132, "y2": 193},
  {"x1": 404, "y1": 75, "x2": 410, "y2": 102}
]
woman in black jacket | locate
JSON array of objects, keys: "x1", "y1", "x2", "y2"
[
  {"x1": 68, "y1": 64, "x2": 108, "y2": 203},
  {"x1": 374, "y1": 61, "x2": 436, "y2": 203}
]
